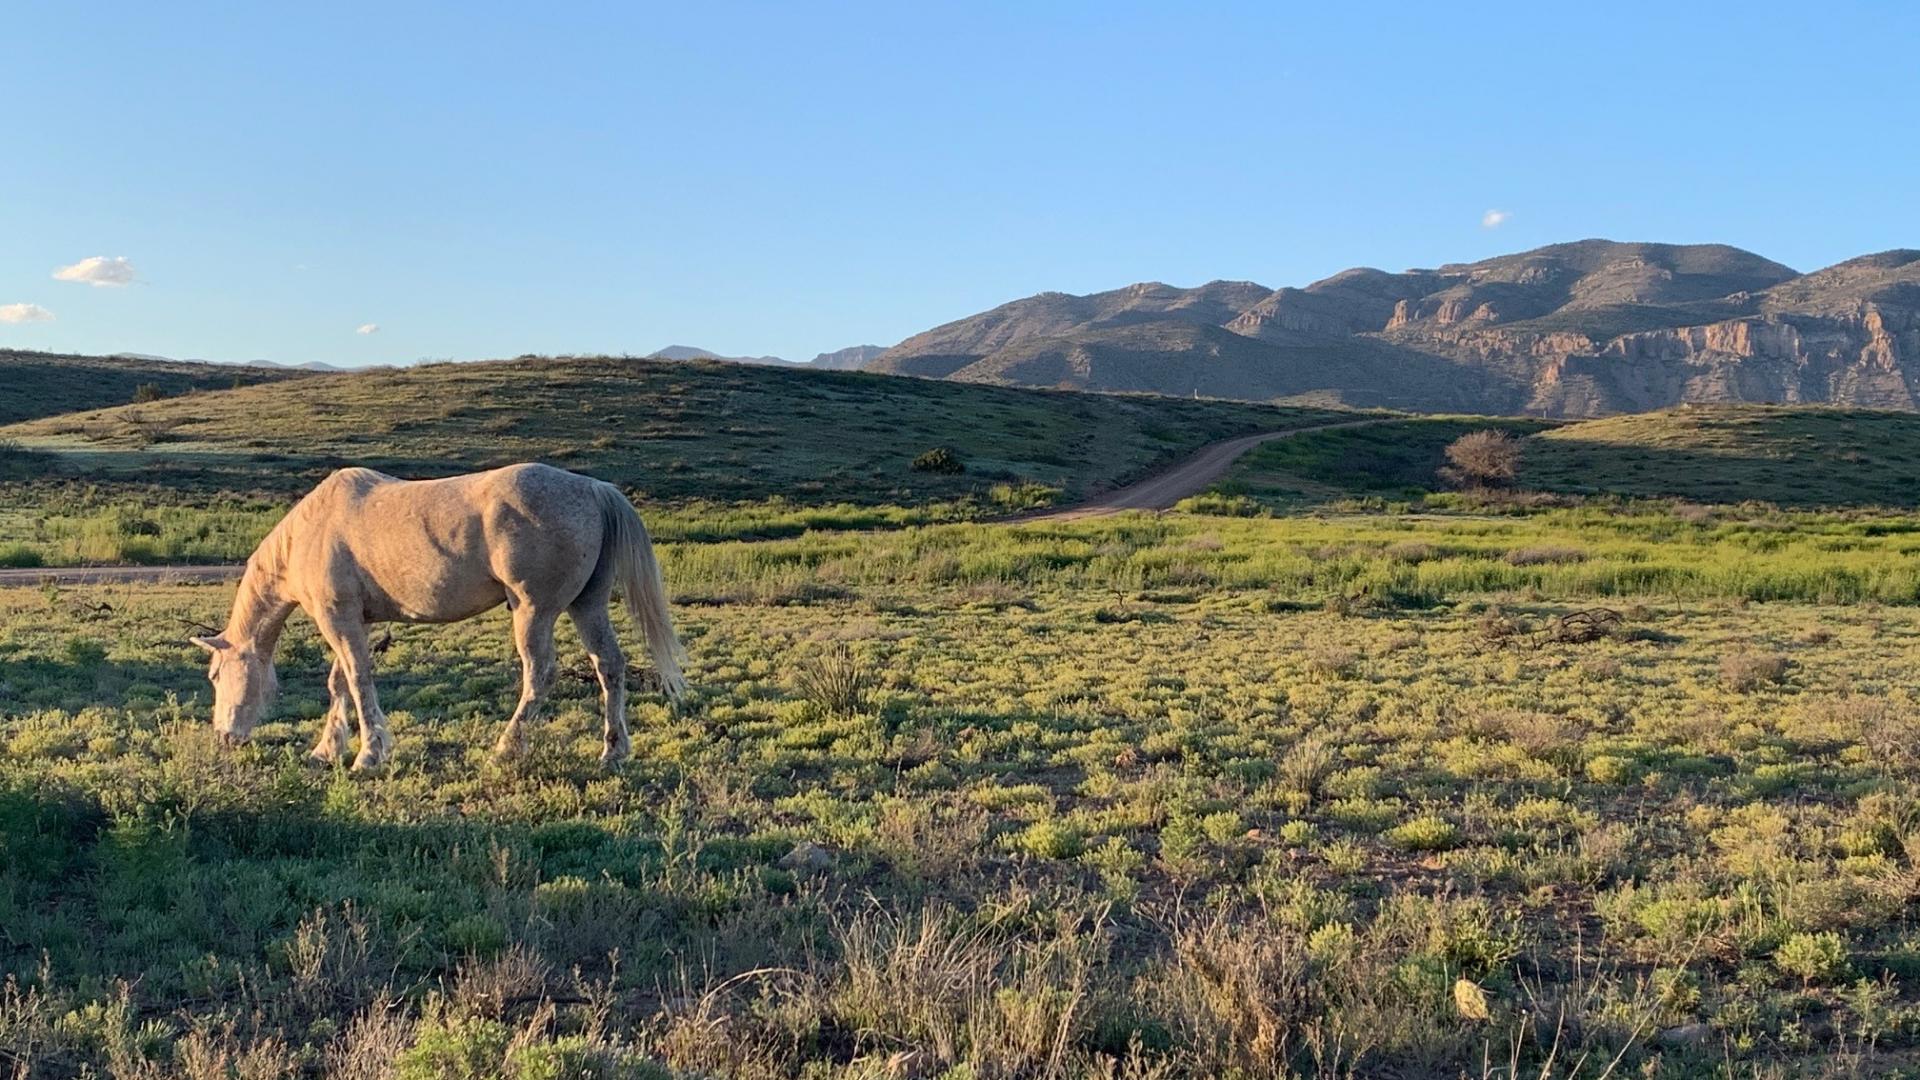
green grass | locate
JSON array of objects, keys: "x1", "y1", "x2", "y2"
[
  {"x1": 10, "y1": 509, "x2": 1920, "y2": 1076},
  {"x1": 14, "y1": 362, "x2": 1920, "y2": 1074}
]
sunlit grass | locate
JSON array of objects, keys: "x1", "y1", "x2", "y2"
[{"x1": 9, "y1": 506, "x2": 1920, "y2": 1075}]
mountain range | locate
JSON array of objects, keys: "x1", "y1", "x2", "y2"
[
  {"x1": 647, "y1": 344, "x2": 885, "y2": 369},
  {"x1": 863, "y1": 240, "x2": 1920, "y2": 416}
]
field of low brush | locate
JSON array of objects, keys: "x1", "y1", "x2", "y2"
[{"x1": 7, "y1": 508, "x2": 1920, "y2": 1077}]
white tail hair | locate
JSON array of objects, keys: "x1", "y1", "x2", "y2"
[{"x1": 595, "y1": 483, "x2": 687, "y2": 698}]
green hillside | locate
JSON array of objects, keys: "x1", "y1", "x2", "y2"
[
  {"x1": 1, "y1": 355, "x2": 1346, "y2": 507},
  {"x1": 1525, "y1": 405, "x2": 1920, "y2": 507},
  {"x1": 1208, "y1": 405, "x2": 1920, "y2": 509},
  {"x1": 0, "y1": 350, "x2": 307, "y2": 424},
  {"x1": 1210, "y1": 417, "x2": 1558, "y2": 506}
]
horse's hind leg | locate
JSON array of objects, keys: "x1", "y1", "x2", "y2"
[
  {"x1": 570, "y1": 600, "x2": 630, "y2": 765},
  {"x1": 309, "y1": 659, "x2": 354, "y2": 764},
  {"x1": 494, "y1": 602, "x2": 559, "y2": 761}
]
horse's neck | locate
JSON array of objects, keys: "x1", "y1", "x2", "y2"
[{"x1": 226, "y1": 533, "x2": 296, "y2": 653}]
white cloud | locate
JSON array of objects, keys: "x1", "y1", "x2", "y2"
[
  {"x1": 0, "y1": 302, "x2": 54, "y2": 324},
  {"x1": 52, "y1": 255, "x2": 137, "y2": 286},
  {"x1": 1481, "y1": 209, "x2": 1511, "y2": 229},
  {"x1": 355, "y1": 323, "x2": 380, "y2": 335}
]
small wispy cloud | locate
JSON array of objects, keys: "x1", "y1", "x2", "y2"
[
  {"x1": 1481, "y1": 209, "x2": 1512, "y2": 229},
  {"x1": 355, "y1": 323, "x2": 380, "y2": 335},
  {"x1": 53, "y1": 255, "x2": 137, "y2": 286},
  {"x1": 0, "y1": 302, "x2": 54, "y2": 324}
]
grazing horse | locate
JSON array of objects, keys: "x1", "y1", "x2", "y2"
[{"x1": 192, "y1": 463, "x2": 686, "y2": 769}]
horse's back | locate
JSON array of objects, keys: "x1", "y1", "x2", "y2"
[{"x1": 292, "y1": 463, "x2": 613, "y2": 621}]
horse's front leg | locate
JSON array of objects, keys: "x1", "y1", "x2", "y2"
[
  {"x1": 494, "y1": 603, "x2": 559, "y2": 761},
  {"x1": 308, "y1": 659, "x2": 355, "y2": 764},
  {"x1": 316, "y1": 613, "x2": 392, "y2": 771}
]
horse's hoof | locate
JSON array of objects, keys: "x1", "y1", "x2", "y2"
[
  {"x1": 306, "y1": 751, "x2": 342, "y2": 769},
  {"x1": 599, "y1": 742, "x2": 631, "y2": 767}
]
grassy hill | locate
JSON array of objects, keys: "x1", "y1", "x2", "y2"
[
  {"x1": 1207, "y1": 405, "x2": 1920, "y2": 510},
  {"x1": 0, "y1": 355, "x2": 1346, "y2": 508},
  {"x1": 0, "y1": 350, "x2": 308, "y2": 424},
  {"x1": 1525, "y1": 405, "x2": 1920, "y2": 507}
]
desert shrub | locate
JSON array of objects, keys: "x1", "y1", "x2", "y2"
[
  {"x1": 1721, "y1": 651, "x2": 1790, "y2": 692},
  {"x1": 1177, "y1": 492, "x2": 1265, "y2": 517},
  {"x1": 1438, "y1": 430, "x2": 1521, "y2": 490},
  {"x1": 792, "y1": 643, "x2": 870, "y2": 716},
  {"x1": 1304, "y1": 646, "x2": 1358, "y2": 679},
  {"x1": 1774, "y1": 931, "x2": 1850, "y2": 986},
  {"x1": 62, "y1": 639, "x2": 108, "y2": 667},
  {"x1": 0, "y1": 544, "x2": 42, "y2": 568},
  {"x1": 508, "y1": 1037, "x2": 671, "y2": 1080},
  {"x1": 442, "y1": 914, "x2": 507, "y2": 957},
  {"x1": 394, "y1": 1015, "x2": 511, "y2": 1080},
  {"x1": 1504, "y1": 545, "x2": 1585, "y2": 566},
  {"x1": 988, "y1": 481, "x2": 1058, "y2": 510},
  {"x1": 1382, "y1": 541, "x2": 1437, "y2": 563},
  {"x1": 910, "y1": 447, "x2": 965, "y2": 474},
  {"x1": 1009, "y1": 818, "x2": 1083, "y2": 860},
  {"x1": 1387, "y1": 814, "x2": 1460, "y2": 852},
  {"x1": 1278, "y1": 737, "x2": 1338, "y2": 797},
  {"x1": 130, "y1": 383, "x2": 166, "y2": 404},
  {"x1": 1485, "y1": 709, "x2": 1584, "y2": 769}
]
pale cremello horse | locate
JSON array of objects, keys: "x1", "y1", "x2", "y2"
[{"x1": 193, "y1": 463, "x2": 686, "y2": 769}]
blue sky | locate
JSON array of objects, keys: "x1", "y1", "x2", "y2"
[{"x1": 3, "y1": 2, "x2": 1914, "y2": 366}]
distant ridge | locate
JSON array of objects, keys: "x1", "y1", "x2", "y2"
[
  {"x1": 646, "y1": 344, "x2": 886, "y2": 369},
  {"x1": 866, "y1": 240, "x2": 1920, "y2": 417},
  {"x1": 808, "y1": 344, "x2": 885, "y2": 370}
]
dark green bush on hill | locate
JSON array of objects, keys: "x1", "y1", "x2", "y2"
[{"x1": 910, "y1": 447, "x2": 965, "y2": 474}]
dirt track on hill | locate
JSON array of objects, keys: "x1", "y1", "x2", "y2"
[
  {"x1": 1010, "y1": 419, "x2": 1382, "y2": 523},
  {"x1": 0, "y1": 419, "x2": 1380, "y2": 586}
]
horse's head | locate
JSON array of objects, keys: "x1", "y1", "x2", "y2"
[{"x1": 191, "y1": 634, "x2": 279, "y2": 745}]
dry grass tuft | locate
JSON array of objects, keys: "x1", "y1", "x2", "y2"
[{"x1": 1720, "y1": 651, "x2": 1790, "y2": 692}]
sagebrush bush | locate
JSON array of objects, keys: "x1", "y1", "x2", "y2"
[
  {"x1": 1504, "y1": 544, "x2": 1585, "y2": 566},
  {"x1": 1721, "y1": 650, "x2": 1790, "y2": 691},
  {"x1": 909, "y1": 447, "x2": 964, "y2": 474},
  {"x1": 1774, "y1": 931, "x2": 1850, "y2": 986},
  {"x1": 1438, "y1": 429, "x2": 1521, "y2": 489},
  {"x1": 1386, "y1": 814, "x2": 1459, "y2": 852}
]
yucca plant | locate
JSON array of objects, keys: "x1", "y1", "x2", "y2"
[{"x1": 793, "y1": 643, "x2": 871, "y2": 716}]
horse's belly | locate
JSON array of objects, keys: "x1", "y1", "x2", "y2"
[{"x1": 369, "y1": 578, "x2": 506, "y2": 624}]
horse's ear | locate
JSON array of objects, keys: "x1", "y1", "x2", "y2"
[{"x1": 190, "y1": 634, "x2": 229, "y2": 653}]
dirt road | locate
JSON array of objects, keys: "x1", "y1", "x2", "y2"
[
  {"x1": 0, "y1": 563, "x2": 245, "y2": 586},
  {"x1": 0, "y1": 419, "x2": 1378, "y2": 586},
  {"x1": 1012, "y1": 419, "x2": 1381, "y2": 523}
]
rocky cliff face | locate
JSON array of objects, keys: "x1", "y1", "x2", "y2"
[
  {"x1": 807, "y1": 345, "x2": 887, "y2": 370},
  {"x1": 865, "y1": 241, "x2": 1920, "y2": 417},
  {"x1": 1397, "y1": 278, "x2": 1920, "y2": 415}
]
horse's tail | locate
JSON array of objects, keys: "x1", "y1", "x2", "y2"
[{"x1": 595, "y1": 483, "x2": 687, "y2": 699}]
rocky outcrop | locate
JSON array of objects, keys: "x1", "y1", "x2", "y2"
[
  {"x1": 807, "y1": 345, "x2": 886, "y2": 370},
  {"x1": 862, "y1": 241, "x2": 1920, "y2": 417}
]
